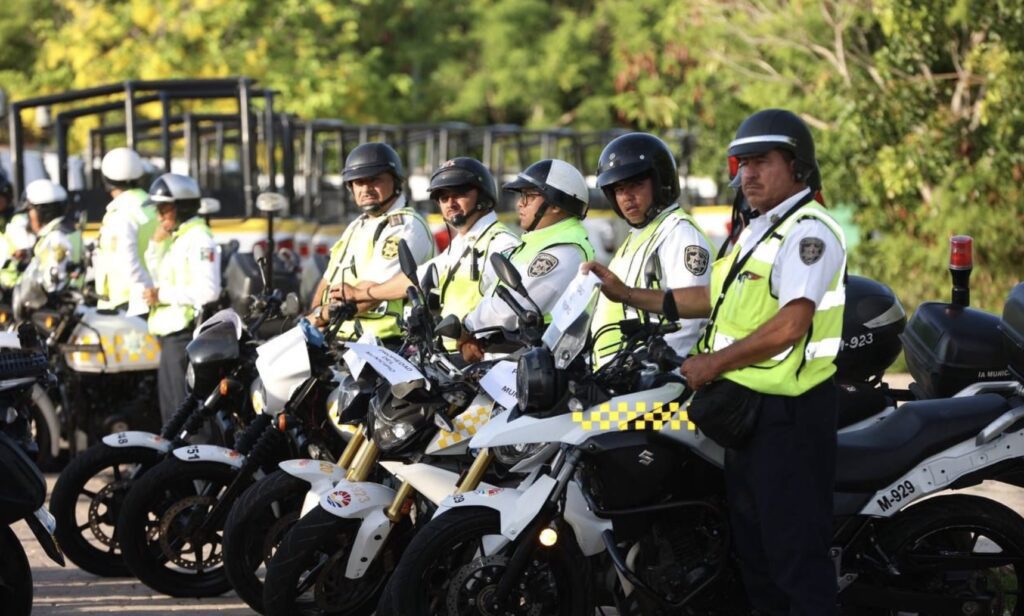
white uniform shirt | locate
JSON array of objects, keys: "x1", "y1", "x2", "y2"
[
  {"x1": 98, "y1": 191, "x2": 153, "y2": 289},
  {"x1": 465, "y1": 241, "x2": 588, "y2": 335},
  {"x1": 26, "y1": 217, "x2": 79, "y2": 293},
  {"x1": 415, "y1": 212, "x2": 521, "y2": 288},
  {"x1": 633, "y1": 214, "x2": 711, "y2": 356},
  {"x1": 737, "y1": 188, "x2": 845, "y2": 308},
  {"x1": 324, "y1": 194, "x2": 435, "y2": 287},
  {"x1": 147, "y1": 218, "x2": 221, "y2": 309}
]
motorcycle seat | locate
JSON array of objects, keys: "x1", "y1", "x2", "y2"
[
  {"x1": 834, "y1": 393, "x2": 1009, "y2": 492},
  {"x1": 836, "y1": 382, "x2": 891, "y2": 429}
]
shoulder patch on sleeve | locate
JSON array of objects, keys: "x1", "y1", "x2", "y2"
[
  {"x1": 381, "y1": 235, "x2": 400, "y2": 259},
  {"x1": 799, "y1": 237, "x2": 825, "y2": 265},
  {"x1": 683, "y1": 245, "x2": 709, "y2": 276},
  {"x1": 199, "y1": 246, "x2": 216, "y2": 262},
  {"x1": 527, "y1": 252, "x2": 559, "y2": 277}
]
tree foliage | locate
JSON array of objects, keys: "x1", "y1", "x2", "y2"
[{"x1": 2, "y1": 0, "x2": 1022, "y2": 313}]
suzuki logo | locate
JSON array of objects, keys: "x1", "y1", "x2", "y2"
[{"x1": 638, "y1": 449, "x2": 655, "y2": 466}]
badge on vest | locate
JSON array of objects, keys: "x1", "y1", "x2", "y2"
[
  {"x1": 381, "y1": 235, "x2": 400, "y2": 259},
  {"x1": 799, "y1": 238, "x2": 825, "y2": 265},
  {"x1": 684, "y1": 245, "x2": 709, "y2": 276},
  {"x1": 528, "y1": 252, "x2": 559, "y2": 277}
]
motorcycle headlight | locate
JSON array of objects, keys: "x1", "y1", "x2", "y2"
[
  {"x1": 369, "y1": 395, "x2": 430, "y2": 453},
  {"x1": 251, "y1": 379, "x2": 267, "y2": 415},
  {"x1": 493, "y1": 442, "x2": 547, "y2": 467},
  {"x1": 185, "y1": 363, "x2": 196, "y2": 390},
  {"x1": 516, "y1": 347, "x2": 562, "y2": 416}
]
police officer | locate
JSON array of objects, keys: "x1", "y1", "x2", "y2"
[
  {"x1": 337, "y1": 158, "x2": 519, "y2": 348},
  {"x1": 589, "y1": 133, "x2": 712, "y2": 367},
  {"x1": 20, "y1": 179, "x2": 82, "y2": 293},
  {"x1": 94, "y1": 147, "x2": 158, "y2": 310},
  {"x1": 0, "y1": 170, "x2": 24, "y2": 288},
  {"x1": 142, "y1": 173, "x2": 221, "y2": 423},
  {"x1": 460, "y1": 159, "x2": 595, "y2": 362},
  {"x1": 589, "y1": 109, "x2": 845, "y2": 615},
  {"x1": 311, "y1": 142, "x2": 434, "y2": 341}
]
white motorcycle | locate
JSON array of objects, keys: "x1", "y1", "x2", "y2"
[{"x1": 382, "y1": 276, "x2": 1024, "y2": 615}]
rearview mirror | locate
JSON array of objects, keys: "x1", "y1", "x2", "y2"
[
  {"x1": 644, "y1": 254, "x2": 663, "y2": 288},
  {"x1": 256, "y1": 192, "x2": 288, "y2": 213},
  {"x1": 282, "y1": 292, "x2": 301, "y2": 318},
  {"x1": 490, "y1": 253, "x2": 525, "y2": 295},
  {"x1": 421, "y1": 264, "x2": 438, "y2": 296},
  {"x1": 434, "y1": 314, "x2": 462, "y2": 340},
  {"x1": 198, "y1": 197, "x2": 221, "y2": 216},
  {"x1": 398, "y1": 239, "x2": 419, "y2": 283}
]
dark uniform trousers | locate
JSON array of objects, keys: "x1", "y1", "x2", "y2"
[
  {"x1": 157, "y1": 328, "x2": 193, "y2": 424},
  {"x1": 724, "y1": 378, "x2": 838, "y2": 616}
]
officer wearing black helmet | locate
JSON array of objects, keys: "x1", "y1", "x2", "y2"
[
  {"x1": 338, "y1": 157, "x2": 519, "y2": 348},
  {"x1": 459, "y1": 159, "x2": 595, "y2": 363},
  {"x1": 583, "y1": 133, "x2": 713, "y2": 367},
  {"x1": 313, "y1": 142, "x2": 434, "y2": 341},
  {"x1": 142, "y1": 173, "x2": 221, "y2": 422},
  {"x1": 591, "y1": 109, "x2": 846, "y2": 614}
]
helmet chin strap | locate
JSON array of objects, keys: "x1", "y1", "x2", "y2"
[
  {"x1": 525, "y1": 202, "x2": 550, "y2": 233},
  {"x1": 360, "y1": 189, "x2": 399, "y2": 215}
]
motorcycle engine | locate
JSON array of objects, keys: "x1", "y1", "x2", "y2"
[{"x1": 633, "y1": 509, "x2": 730, "y2": 607}]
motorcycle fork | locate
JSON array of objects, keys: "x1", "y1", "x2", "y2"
[
  {"x1": 454, "y1": 448, "x2": 494, "y2": 494},
  {"x1": 345, "y1": 438, "x2": 379, "y2": 482},
  {"x1": 336, "y1": 424, "x2": 367, "y2": 471}
]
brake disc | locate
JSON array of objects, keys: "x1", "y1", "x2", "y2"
[
  {"x1": 447, "y1": 554, "x2": 544, "y2": 616},
  {"x1": 157, "y1": 495, "x2": 222, "y2": 570},
  {"x1": 87, "y1": 479, "x2": 130, "y2": 548}
]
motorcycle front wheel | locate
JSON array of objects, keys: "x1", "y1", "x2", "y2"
[{"x1": 380, "y1": 507, "x2": 591, "y2": 616}]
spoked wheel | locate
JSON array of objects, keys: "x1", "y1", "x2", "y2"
[
  {"x1": 50, "y1": 443, "x2": 163, "y2": 576},
  {"x1": 116, "y1": 457, "x2": 240, "y2": 597},
  {"x1": 262, "y1": 507, "x2": 391, "y2": 616},
  {"x1": 222, "y1": 469, "x2": 310, "y2": 613},
  {"x1": 381, "y1": 507, "x2": 591, "y2": 616},
  {"x1": 871, "y1": 494, "x2": 1024, "y2": 616}
]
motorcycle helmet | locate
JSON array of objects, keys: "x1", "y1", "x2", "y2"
[
  {"x1": 727, "y1": 108, "x2": 820, "y2": 192},
  {"x1": 101, "y1": 147, "x2": 145, "y2": 190},
  {"x1": 834, "y1": 275, "x2": 907, "y2": 384},
  {"x1": 503, "y1": 159, "x2": 589, "y2": 231},
  {"x1": 596, "y1": 133, "x2": 680, "y2": 227},
  {"x1": 20, "y1": 179, "x2": 68, "y2": 226},
  {"x1": 147, "y1": 173, "x2": 202, "y2": 224},
  {"x1": 428, "y1": 157, "x2": 498, "y2": 213},
  {"x1": 342, "y1": 142, "x2": 404, "y2": 214}
]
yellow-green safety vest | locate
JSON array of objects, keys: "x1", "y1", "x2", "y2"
[
  {"x1": 96, "y1": 188, "x2": 158, "y2": 309},
  {"x1": 699, "y1": 201, "x2": 846, "y2": 396},
  {"x1": 501, "y1": 217, "x2": 594, "y2": 324},
  {"x1": 148, "y1": 217, "x2": 212, "y2": 336},
  {"x1": 592, "y1": 206, "x2": 710, "y2": 366},
  {"x1": 321, "y1": 207, "x2": 433, "y2": 341}
]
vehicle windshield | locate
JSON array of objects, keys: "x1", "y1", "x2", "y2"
[{"x1": 542, "y1": 273, "x2": 601, "y2": 369}]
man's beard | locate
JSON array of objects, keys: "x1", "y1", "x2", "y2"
[{"x1": 447, "y1": 212, "x2": 468, "y2": 228}]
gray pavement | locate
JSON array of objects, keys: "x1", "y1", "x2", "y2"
[{"x1": 17, "y1": 374, "x2": 1024, "y2": 614}]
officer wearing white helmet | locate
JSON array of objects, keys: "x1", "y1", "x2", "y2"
[
  {"x1": 94, "y1": 147, "x2": 158, "y2": 310},
  {"x1": 20, "y1": 179, "x2": 82, "y2": 293},
  {"x1": 142, "y1": 173, "x2": 220, "y2": 422},
  {"x1": 459, "y1": 159, "x2": 595, "y2": 363}
]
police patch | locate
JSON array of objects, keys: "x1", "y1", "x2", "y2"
[
  {"x1": 199, "y1": 247, "x2": 216, "y2": 262},
  {"x1": 381, "y1": 235, "x2": 400, "y2": 259},
  {"x1": 683, "y1": 245, "x2": 709, "y2": 276},
  {"x1": 799, "y1": 238, "x2": 825, "y2": 265},
  {"x1": 527, "y1": 252, "x2": 558, "y2": 277}
]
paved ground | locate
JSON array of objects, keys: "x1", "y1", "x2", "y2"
[{"x1": 16, "y1": 373, "x2": 1024, "y2": 614}]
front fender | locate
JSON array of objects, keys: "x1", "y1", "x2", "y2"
[
  {"x1": 31, "y1": 385, "x2": 60, "y2": 459},
  {"x1": 317, "y1": 479, "x2": 399, "y2": 580},
  {"x1": 171, "y1": 444, "x2": 245, "y2": 469},
  {"x1": 436, "y1": 474, "x2": 558, "y2": 542},
  {"x1": 101, "y1": 431, "x2": 172, "y2": 453},
  {"x1": 279, "y1": 458, "x2": 347, "y2": 517},
  {"x1": 378, "y1": 461, "x2": 498, "y2": 506}
]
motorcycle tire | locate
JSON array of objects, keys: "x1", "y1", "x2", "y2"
[
  {"x1": 50, "y1": 442, "x2": 163, "y2": 577},
  {"x1": 222, "y1": 469, "x2": 309, "y2": 613},
  {"x1": 380, "y1": 506, "x2": 591, "y2": 616},
  {"x1": 116, "y1": 456, "x2": 241, "y2": 598},
  {"x1": 873, "y1": 493, "x2": 1024, "y2": 615},
  {"x1": 262, "y1": 507, "x2": 388, "y2": 616},
  {"x1": 27, "y1": 396, "x2": 59, "y2": 472},
  {"x1": 0, "y1": 525, "x2": 32, "y2": 616}
]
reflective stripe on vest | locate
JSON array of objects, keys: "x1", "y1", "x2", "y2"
[
  {"x1": 701, "y1": 202, "x2": 846, "y2": 396},
  {"x1": 321, "y1": 207, "x2": 433, "y2": 341},
  {"x1": 501, "y1": 217, "x2": 594, "y2": 324},
  {"x1": 591, "y1": 207, "x2": 709, "y2": 366},
  {"x1": 148, "y1": 217, "x2": 212, "y2": 336}
]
